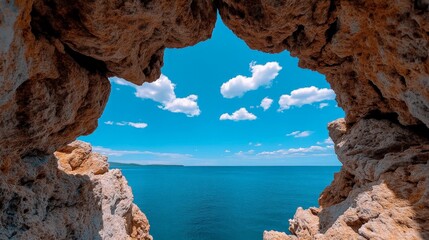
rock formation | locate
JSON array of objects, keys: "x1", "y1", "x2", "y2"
[
  {"x1": 0, "y1": 140, "x2": 151, "y2": 239},
  {"x1": 1, "y1": 0, "x2": 429, "y2": 239},
  {"x1": 1, "y1": 0, "x2": 216, "y2": 238},
  {"x1": 216, "y1": 1, "x2": 429, "y2": 239},
  {"x1": 265, "y1": 119, "x2": 429, "y2": 239},
  {"x1": 218, "y1": 0, "x2": 429, "y2": 128}
]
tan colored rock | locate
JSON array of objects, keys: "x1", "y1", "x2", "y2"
[
  {"x1": 218, "y1": 0, "x2": 429, "y2": 128},
  {"x1": 1, "y1": 0, "x2": 429, "y2": 239},
  {"x1": 263, "y1": 230, "x2": 294, "y2": 240},
  {"x1": 0, "y1": 0, "x2": 110, "y2": 159},
  {"x1": 32, "y1": 0, "x2": 217, "y2": 84},
  {"x1": 0, "y1": 140, "x2": 151, "y2": 239},
  {"x1": 0, "y1": 0, "x2": 215, "y2": 238},
  {"x1": 55, "y1": 141, "x2": 109, "y2": 175},
  {"x1": 270, "y1": 119, "x2": 429, "y2": 239},
  {"x1": 0, "y1": 0, "x2": 216, "y2": 157}
]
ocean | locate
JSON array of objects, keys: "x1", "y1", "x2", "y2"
[{"x1": 110, "y1": 164, "x2": 340, "y2": 240}]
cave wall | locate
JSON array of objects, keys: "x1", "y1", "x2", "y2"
[
  {"x1": 217, "y1": 0, "x2": 429, "y2": 128},
  {"x1": 0, "y1": 0, "x2": 216, "y2": 238},
  {"x1": 215, "y1": 0, "x2": 429, "y2": 239},
  {"x1": 1, "y1": 0, "x2": 428, "y2": 239}
]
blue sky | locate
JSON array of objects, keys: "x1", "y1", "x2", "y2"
[{"x1": 79, "y1": 17, "x2": 345, "y2": 166}]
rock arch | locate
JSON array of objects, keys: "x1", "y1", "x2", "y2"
[{"x1": 0, "y1": 0, "x2": 428, "y2": 239}]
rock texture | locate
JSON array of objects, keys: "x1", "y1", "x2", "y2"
[
  {"x1": 265, "y1": 118, "x2": 429, "y2": 240},
  {"x1": 1, "y1": 0, "x2": 216, "y2": 158},
  {"x1": 1, "y1": 0, "x2": 216, "y2": 239},
  {"x1": 218, "y1": 1, "x2": 429, "y2": 239},
  {"x1": 0, "y1": 140, "x2": 151, "y2": 239},
  {"x1": 217, "y1": 0, "x2": 429, "y2": 127},
  {"x1": 1, "y1": 0, "x2": 429, "y2": 239}
]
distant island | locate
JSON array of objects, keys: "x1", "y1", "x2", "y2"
[{"x1": 109, "y1": 162, "x2": 185, "y2": 168}]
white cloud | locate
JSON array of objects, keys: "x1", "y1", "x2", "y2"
[
  {"x1": 235, "y1": 150, "x2": 255, "y2": 156},
  {"x1": 110, "y1": 75, "x2": 200, "y2": 117},
  {"x1": 225, "y1": 150, "x2": 231, "y2": 153},
  {"x1": 220, "y1": 108, "x2": 257, "y2": 121},
  {"x1": 135, "y1": 75, "x2": 175, "y2": 103},
  {"x1": 260, "y1": 97, "x2": 273, "y2": 111},
  {"x1": 220, "y1": 62, "x2": 282, "y2": 98},
  {"x1": 319, "y1": 103, "x2": 329, "y2": 109},
  {"x1": 92, "y1": 146, "x2": 192, "y2": 159},
  {"x1": 278, "y1": 86, "x2": 335, "y2": 111},
  {"x1": 229, "y1": 145, "x2": 335, "y2": 159},
  {"x1": 104, "y1": 121, "x2": 148, "y2": 129},
  {"x1": 160, "y1": 94, "x2": 201, "y2": 117},
  {"x1": 286, "y1": 130, "x2": 312, "y2": 138},
  {"x1": 127, "y1": 122, "x2": 148, "y2": 129},
  {"x1": 258, "y1": 145, "x2": 331, "y2": 157},
  {"x1": 324, "y1": 137, "x2": 334, "y2": 144},
  {"x1": 317, "y1": 137, "x2": 334, "y2": 145},
  {"x1": 110, "y1": 77, "x2": 133, "y2": 86}
]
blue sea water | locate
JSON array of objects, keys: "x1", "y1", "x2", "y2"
[{"x1": 111, "y1": 165, "x2": 340, "y2": 240}]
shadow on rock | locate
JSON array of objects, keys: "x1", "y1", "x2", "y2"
[{"x1": 0, "y1": 141, "x2": 151, "y2": 240}]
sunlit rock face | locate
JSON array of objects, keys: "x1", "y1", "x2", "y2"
[
  {"x1": 217, "y1": 0, "x2": 429, "y2": 127},
  {"x1": 0, "y1": 0, "x2": 216, "y2": 238},
  {"x1": 0, "y1": 141, "x2": 152, "y2": 239},
  {"x1": 1, "y1": 0, "x2": 429, "y2": 239},
  {"x1": 218, "y1": 1, "x2": 429, "y2": 239},
  {"x1": 267, "y1": 119, "x2": 429, "y2": 240}
]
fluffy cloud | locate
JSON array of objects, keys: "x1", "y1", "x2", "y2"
[
  {"x1": 134, "y1": 75, "x2": 175, "y2": 103},
  {"x1": 286, "y1": 130, "x2": 312, "y2": 138},
  {"x1": 260, "y1": 97, "x2": 273, "y2": 111},
  {"x1": 92, "y1": 146, "x2": 192, "y2": 158},
  {"x1": 220, "y1": 108, "x2": 257, "y2": 121},
  {"x1": 278, "y1": 86, "x2": 335, "y2": 111},
  {"x1": 104, "y1": 121, "x2": 148, "y2": 129},
  {"x1": 220, "y1": 62, "x2": 282, "y2": 98},
  {"x1": 110, "y1": 75, "x2": 200, "y2": 117},
  {"x1": 160, "y1": 94, "x2": 201, "y2": 117}
]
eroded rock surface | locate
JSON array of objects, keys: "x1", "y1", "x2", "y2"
[
  {"x1": 218, "y1": 0, "x2": 429, "y2": 127},
  {"x1": 1, "y1": 0, "x2": 216, "y2": 238},
  {"x1": 0, "y1": 141, "x2": 151, "y2": 239},
  {"x1": 264, "y1": 118, "x2": 429, "y2": 240},
  {"x1": 218, "y1": 1, "x2": 429, "y2": 239},
  {"x1": 1, "y1": 0, "x2": 429, "y2": 239}
]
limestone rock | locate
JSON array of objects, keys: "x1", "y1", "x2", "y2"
[
  {"x1": 0, "y1": 0, "x2": 214, "y2": 238},
  {"x1": 0, "y1": 0, "x2": 216, "y2": 158},
  {"x1": 1, "y1": 0, "x2": 429, "y2": 239},
  {"x1": 0, "y1": 140, "x2": 151, "y2": 239},
  {"x1": 271, "y1": 119, "x2": 429, "y2": 239},
  {"x1": 218, "y1": 0, "x2": 429, "y2": 128},
  {"x1": 32, "y1": 0, "x2": 217, "y2": 84},
  {"x1": 263, "y1": 230, "x2": 294, "y2": 240},
  {"x1": 0, "y1": 0, "x2": 111, "y2": 159}
]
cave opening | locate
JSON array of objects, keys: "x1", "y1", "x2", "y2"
[{"x1": 79, "y1": 16, "x2": 344, "y2": 239}]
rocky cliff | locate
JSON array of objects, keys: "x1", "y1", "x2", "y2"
[
  {"x1": 1, "y1": 0, "x2": 428, "y2": 239},
  {"x1": 0, "y1": 140, "x2": 151, "y2": 239},
  {"x1": 216, "y1": 1, "x2": 429, "y2": 239},
  {"x1": 1, "y1": 0, "x2": 216, "y2": 238}
]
